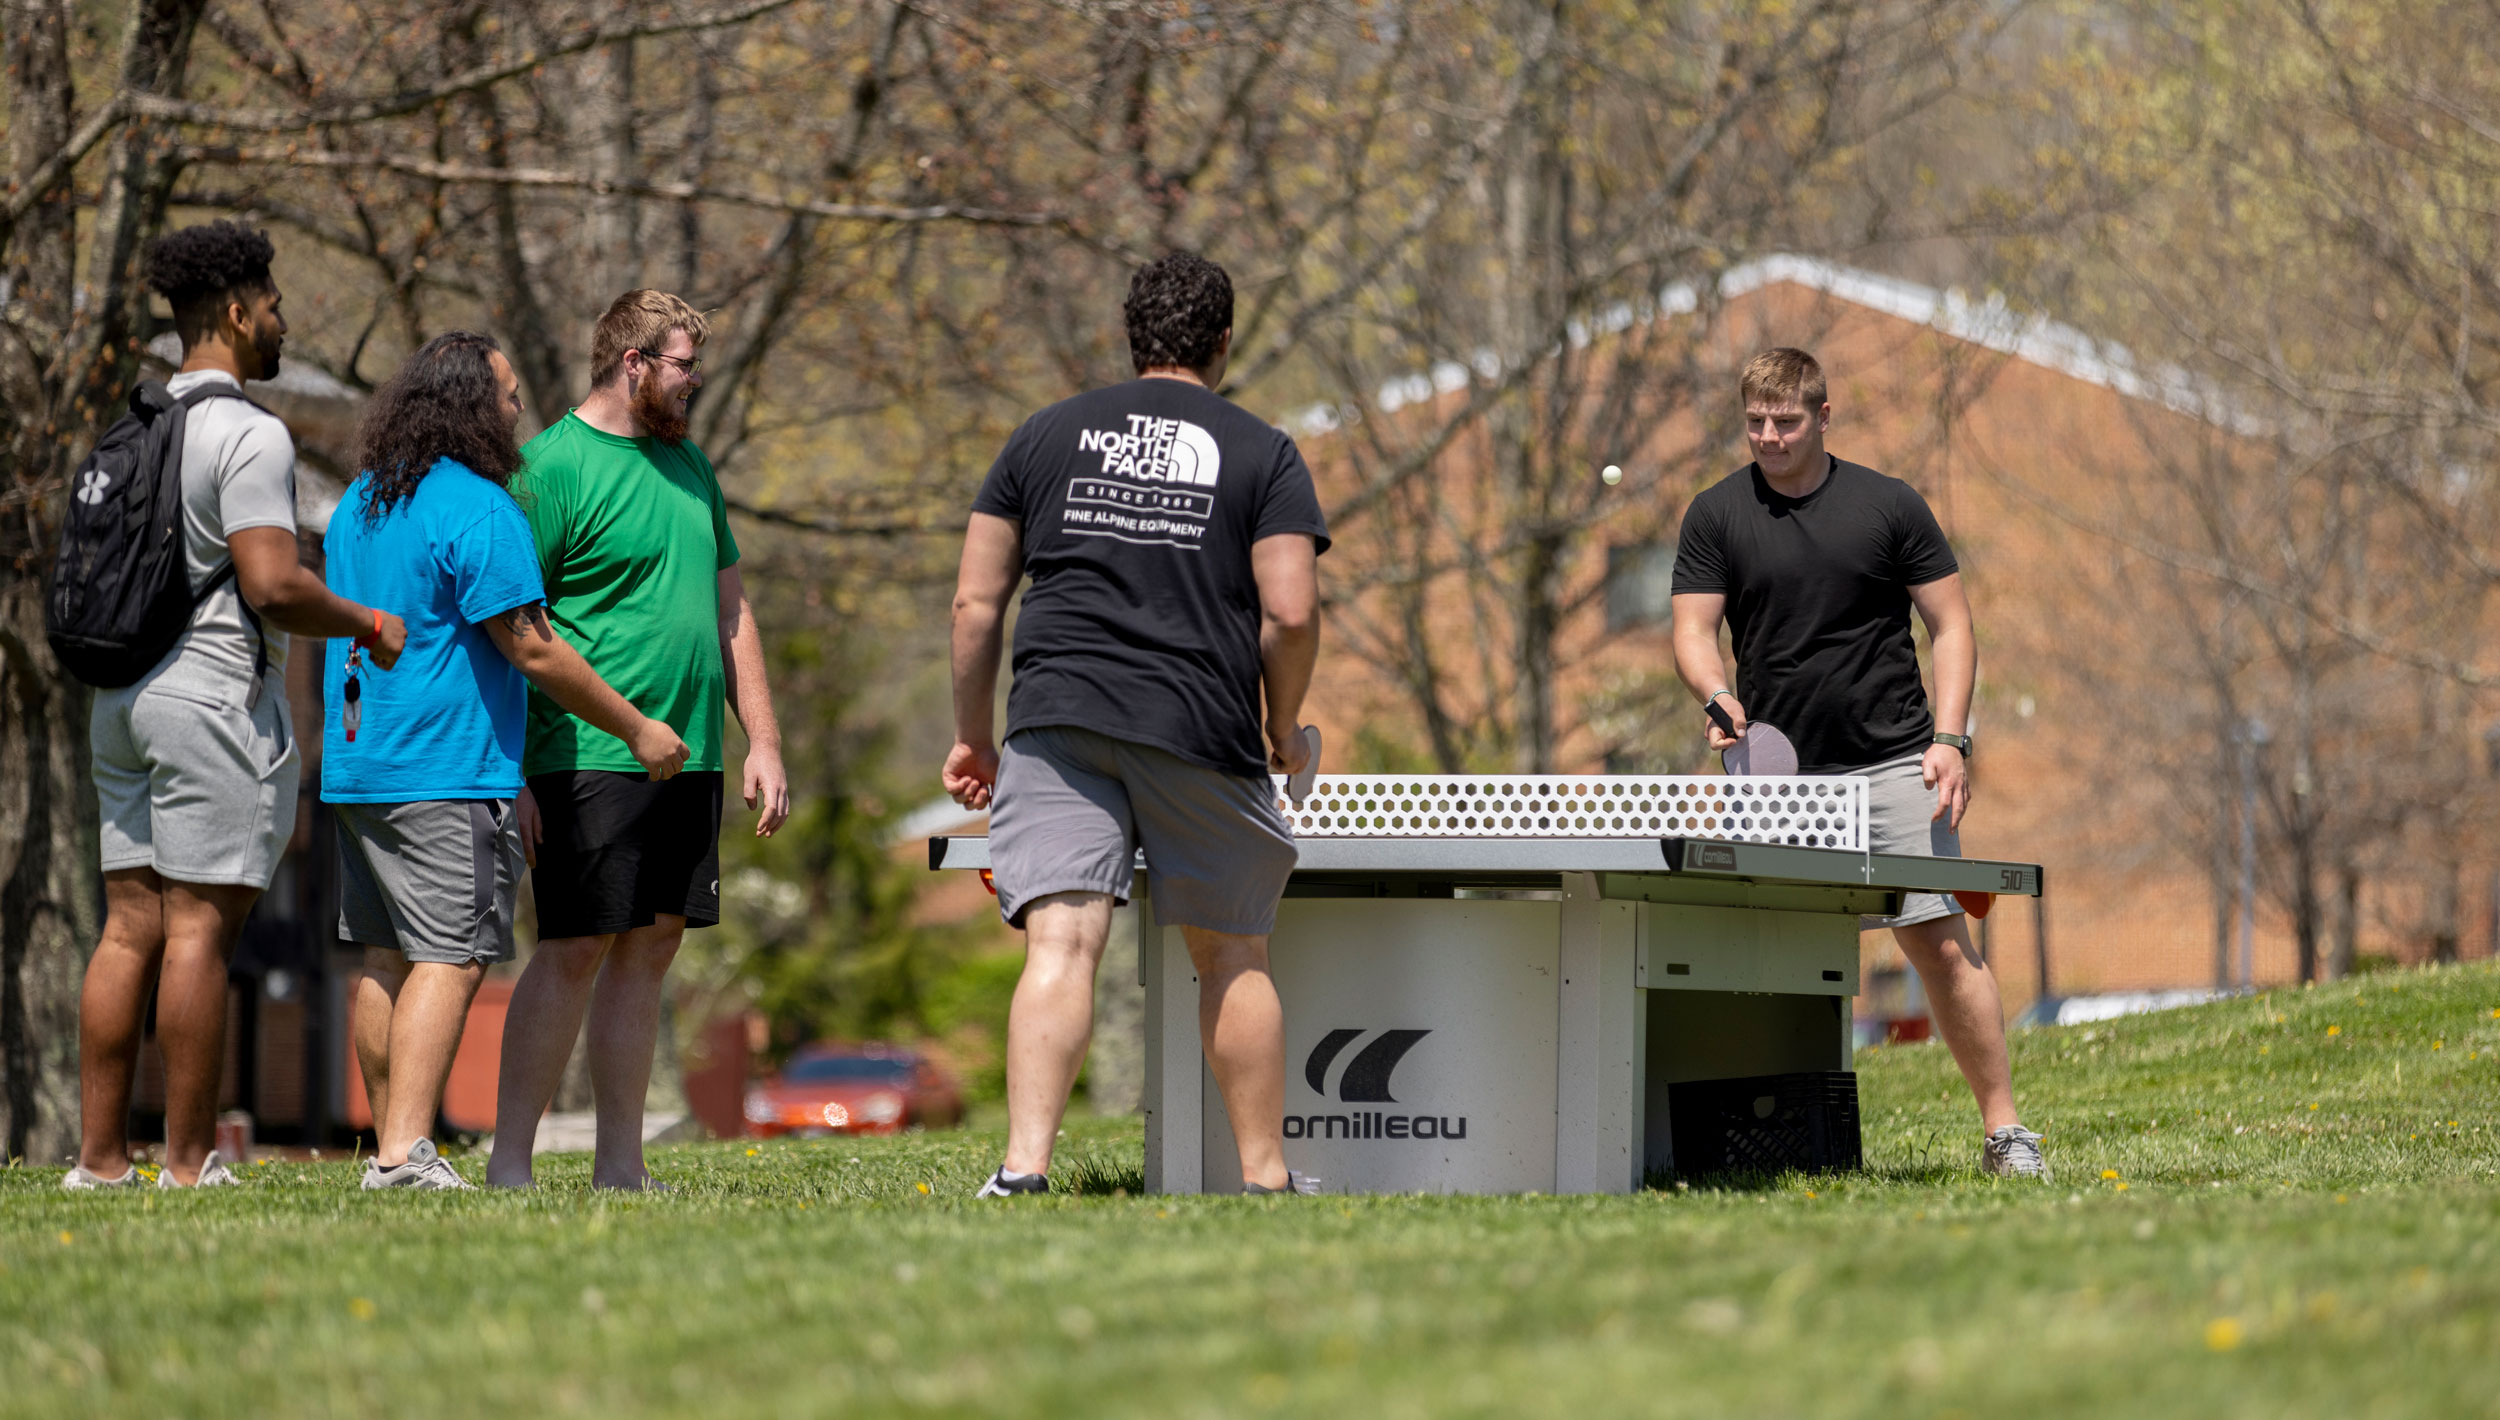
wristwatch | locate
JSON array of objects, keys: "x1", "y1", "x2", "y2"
[{"x1": 1932, "y1": 731, "x2": 1973, "y2": 756}]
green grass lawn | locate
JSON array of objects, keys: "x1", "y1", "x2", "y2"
[{"x1": 7, "y1": 966, "x2": 2498, "y2": 1419}]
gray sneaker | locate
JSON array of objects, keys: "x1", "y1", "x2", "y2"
[
  {"x1": 61, "y1": 1163, "x2": 138, "y2": 1191},
  {"x1": 156, "y1": 1150, "x2": 241, "y2": 1188},
  {"x1": 361, "y1": 1138, "x2": 472, "y2": 1191},
  {"x1": 1244, "y1": 1169, "x2": 1322, "y2": 1196},
  {"x1": 1981, "y1": 1126, "x2": 2047, "y2": 1179}
]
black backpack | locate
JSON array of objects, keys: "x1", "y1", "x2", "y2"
[{"x1": 45, "y1": 379, "x2": 269, "y2": 689}]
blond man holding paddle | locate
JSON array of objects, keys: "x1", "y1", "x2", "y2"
[{"x1": 1670, "y1": 346, "x2": 2043, "y2": 1180}]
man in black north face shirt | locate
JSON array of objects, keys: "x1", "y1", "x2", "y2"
[
  {"x1": 1670, "y1": 347, "x2": 2044, "y2": 1180},
  {"x1": 945, "y1": 253, "x2": 1329, "y2": 1198}
]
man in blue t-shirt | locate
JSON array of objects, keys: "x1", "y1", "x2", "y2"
[{"x1": 323, "y1": 333, "x2": 686, "y2": 1189}]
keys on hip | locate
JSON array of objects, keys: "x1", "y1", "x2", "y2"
[{"x1": 342, "y1": 647, "x2": 364, "y2": 743}]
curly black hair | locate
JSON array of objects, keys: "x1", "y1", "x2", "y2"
[
  {"x1": 144, "y1": 221, "x2": 275, "y2": 334},
  {"x1": 1124, "y1": 251, "x2": 1233, "y2": 374},
  {"x1": 354, "y1": 332, "x2": 524, "y2": 522}
]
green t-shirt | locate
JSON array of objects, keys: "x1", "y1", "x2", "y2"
[{"x1": 517, "y1": 413, "x2": 741, "y2": 776}]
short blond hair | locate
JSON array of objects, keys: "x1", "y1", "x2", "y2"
[
  {"x1": 1739, "y1": 347, "x2": 1827, "y2": 411},
  {"x1": 590, "y1": 289, "x2": 712, "y2": 388}
]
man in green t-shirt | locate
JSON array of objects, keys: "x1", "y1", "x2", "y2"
[{"x1": 485, "y1": 289, "x2": 790, "y2": 1191}]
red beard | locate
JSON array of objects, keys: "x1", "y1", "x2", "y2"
[{"x1": 633, "y1": 367, "x2": 691, "y2": 444}]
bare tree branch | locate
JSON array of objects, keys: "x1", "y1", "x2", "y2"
[
  {"x1": 1970, "y1": 455, "x2": 2500, "y2": 688},
  {"x1": 6, "y1": 0, "x2": 811, "y2": 247},
  {"x1": 127, "y1": 0, "x2": 805, "y2": 133},
  {"x1": 0, "y1": 95, "x2": 128, "y2": 244},
  {"x1": 174, "y1": 144, "x2": 1065, "y2": 229}
]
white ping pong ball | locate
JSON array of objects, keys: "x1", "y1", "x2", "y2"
[{"x1": 1601, "y1": 464, "x2": 1623, "y2": 485}]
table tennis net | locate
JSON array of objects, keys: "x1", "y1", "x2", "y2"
[{"x1": 1270, "y1": 775, "x2": 1869, "y2": 851}]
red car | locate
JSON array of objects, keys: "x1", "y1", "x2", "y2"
[{"x1": 743, "y1": 1044, "x2": 964, "y2": 1138}]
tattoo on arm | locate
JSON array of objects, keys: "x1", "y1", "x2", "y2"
[{"x1": 502, "y1": 604, "x2": 550, "y2": 639}]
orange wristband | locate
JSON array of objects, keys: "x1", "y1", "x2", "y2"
[{"x1": 354, "y1": 608, "x2": 380, "y2": 649}]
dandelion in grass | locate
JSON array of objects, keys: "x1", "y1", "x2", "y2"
[
  {"x1": 2101, "y1": 1170, "x2": 2119, "y2": 1180},
  {"x1": 916, "y1": 1181, "x2": 931, "y2": 1195},
  {"x1": 348, "y1": 1298, "x2": 376, "y2": 1321},
  {"x1": 2327, "y1": 1025, "x2": 2341, "y2": 1036},
  {"x1": 2205, "y1": 1318, "x2": 2243, "y2": 1351},
  {"x1": 56, "y1": 1231, "x2": 72, "y2": 1246}
]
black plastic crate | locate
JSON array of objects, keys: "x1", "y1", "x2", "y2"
[{"x1": 1667, "y1": 1070, "x2": 1862, "y2": 1177}]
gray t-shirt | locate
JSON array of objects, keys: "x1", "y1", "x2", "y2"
[{"x1": 165, "y1": 370, "x2": 296, "y2": 678}]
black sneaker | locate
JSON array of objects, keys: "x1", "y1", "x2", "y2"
[
  {"x1": 1244, "y1": 1169, "x2": 1321, "y2": 1196},
  {"x1": 975, "y1": 1167, "x2": 1049, "y2": 1198}
]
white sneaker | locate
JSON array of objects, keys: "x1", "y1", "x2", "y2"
[
  {"x1": 1981, "y1": 1126, "x2": 2048, "y2": 1179},
  {"x1": 61, "y1": 1164, "x2": 138, "y2": 1191},
  {"x1": 360, "y1": 1138, "x2": 473, "y2": 1191},
  {"x1": 156, "y1": 1150, "x2": 241, "y2": 1188}
]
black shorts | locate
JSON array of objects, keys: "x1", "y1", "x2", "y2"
[{"x1": 528, "y1": 770, "x2": 723, "y2": 938}]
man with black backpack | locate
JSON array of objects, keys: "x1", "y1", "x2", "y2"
[{"x1": 56, "y1": 222, "x2": 407, "y2": 1190}]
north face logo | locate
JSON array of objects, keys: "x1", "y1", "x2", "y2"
[
  {"x1": 75, "y1": 469, "x2": 112, "y2": 505},
  {"x1": 1075, "y1": 414, "x2": 1222, "y2": 486},
  {"x1": 1061, "y1": 413, "x2": 1223, "y2": 551},
  {"x1": 1303, "y1": 1028, "x2": 1430, "y2": 1103}
]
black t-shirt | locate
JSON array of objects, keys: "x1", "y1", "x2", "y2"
[
  {"x1": 972, "y1": 379, "x2": 1331, "y2": 777},
  {"x1": 1670, "y1": 457, "x2": 1958, "y2": 772}
]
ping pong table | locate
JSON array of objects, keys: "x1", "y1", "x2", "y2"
[{"x1": 931, "y1": 773, "x2": 2043, "y2": 1194}]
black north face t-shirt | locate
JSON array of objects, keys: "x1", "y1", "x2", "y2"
[
  {"x1": 1670, "y1": 457, "x2": 1959, "y2": 772},
  {"x1": 973, "y1": 379, "x2": 1331, "y2": 777}
]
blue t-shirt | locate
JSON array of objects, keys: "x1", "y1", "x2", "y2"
[{"x1": 321, "y1": 460, "x2": 546, "y2": 802}]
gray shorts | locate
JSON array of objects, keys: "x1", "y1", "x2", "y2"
[
  {"x1": 989, "y1": 725, "x2": 1298, "y2": 936},
  {"x1": 1855, "y1": 751, "x2": 1964, "y2": 931},
  {"x1": 334, "y1": 799, "x2": 523, "y2": 965},
  {"x1": 92, "y1": 659, "x2": 298, "y2": 889}
]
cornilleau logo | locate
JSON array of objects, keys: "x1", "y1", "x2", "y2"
[
  {"x1": 1304, "y1": 1027, "x2": 1429, "y2": 1101},
  {"x1": 1286, "y1": 1028, "x2": 1466, "y2": 1142}
]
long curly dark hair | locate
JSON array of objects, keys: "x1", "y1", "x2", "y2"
[{"x1": 355, "y1": 331, "x2": 524, "y2": 522}]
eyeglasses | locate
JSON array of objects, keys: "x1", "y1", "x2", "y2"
[{"x1": 637, "y1": 349, "x2": 702, "y2": 374}]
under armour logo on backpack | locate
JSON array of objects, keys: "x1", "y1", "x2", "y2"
[{"x1": 74, "y1": 469, "x2": 112, "y2": 504}]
